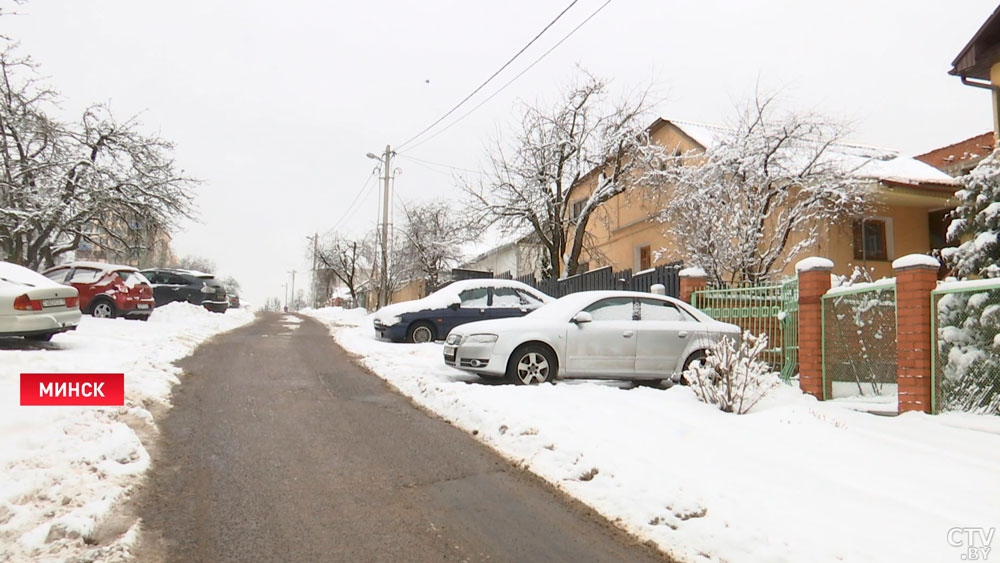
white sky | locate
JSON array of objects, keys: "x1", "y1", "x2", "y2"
[{"x1": 5, "y1": 1, "x2": 998, "y2": 304}]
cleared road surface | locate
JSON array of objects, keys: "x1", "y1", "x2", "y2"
[{"x1": 136, "y1": 312, "x2": 670, "y2": 562}]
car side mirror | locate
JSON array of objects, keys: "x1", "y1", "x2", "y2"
[
  {"x1": 571, "y1": 311, "x2": 593, "y2": 324},
  {"x1": 448, "y1": 299, "x2": 461, "y2": 311}
]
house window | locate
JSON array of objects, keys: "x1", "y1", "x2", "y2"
[
  {"x1": 570, "y1": 199, "x2": 586, "y2": 218},
  {"x1": 853, "y1": 218, "x2": 888, "y2": 261},
  {"x1": 638, "y1": 245, "x2": 652, "y2": 270}
]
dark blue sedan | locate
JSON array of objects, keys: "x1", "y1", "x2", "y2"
[{"x1": 372, "y1": 279, "x2": 553, "y2": 343}]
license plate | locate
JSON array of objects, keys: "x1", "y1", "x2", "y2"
[
  {"x1": 41, "y1": 298, "x2": 65, "y2": 308},
  {"x1": 136, "y1": 304, "x2": 150, "y2": 310}
]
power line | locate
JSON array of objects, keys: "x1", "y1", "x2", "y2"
[
  {"x1": 396, "y1": 154, "x2": 481, "y2": 175},
  {"x1": 400, "y1": 0, "x2": 612, "y2": 154},
  {"x1": 326, "y1": 168, "x2": 379, "y2": 235},
  {"x1": 394, "y1": 0, "x2": 580, "y2": 152}
]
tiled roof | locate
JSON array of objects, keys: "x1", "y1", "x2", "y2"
[{"x1": 914, "y1": 132, "x2": 994, "y2": 172}]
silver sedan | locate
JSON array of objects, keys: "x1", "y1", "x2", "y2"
[{"x1": 443, "y1": 290, "x2": 740, "y2": 385}]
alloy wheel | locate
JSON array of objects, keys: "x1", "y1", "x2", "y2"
[
  {"x1": 92, "y1": 302, "x2": 114, "y2": 318},
  {"x1": 515, "y1": 352, "x2": 549, "y2": 385}
]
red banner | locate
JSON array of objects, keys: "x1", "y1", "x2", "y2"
[{"x1": 20, "y1": 373, "x2": 125, "y2": 406}]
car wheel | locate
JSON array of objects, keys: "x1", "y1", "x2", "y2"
[
  {"x1": 91, "y1": 300, "x2": 117, "y2": 319},
  {"x1": 406, "y1": 322, "x2": 436, "y2": 344},
  {"x1": 679, "y1": 350, "x2": 707, "y2": 385},
  {"x1": 507, "y1": 344, "x2": 556, "y2": 385},
  {"x1": 25, "y1": 333, "x2": 53, "y2": 342}
]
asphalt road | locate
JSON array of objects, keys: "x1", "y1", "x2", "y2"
[{"x1": 136, "y1": 312, "x2": 669, "y2": 562}]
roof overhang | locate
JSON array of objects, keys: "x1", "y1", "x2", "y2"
[{"x1": 951, "y1": 6, "x2": 1000, "y2": 80}]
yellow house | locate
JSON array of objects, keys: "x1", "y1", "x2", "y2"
[{"x1": 565, "y1": 118, "x2": 959, "y2": 281}]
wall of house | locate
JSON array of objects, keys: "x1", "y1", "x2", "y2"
[
  {"x1": 391, "y1": 278, "x2": 426, "y2": 304},
  {"x1": 819, "y1": 203, "x2": 935, "y2": 280},
  {"x1": 567, "y1": 123, "x2": 698, "y2": 272},
  {"x1": 567, "y1": 121, "x2": 955, "y2": 281},
  {"x1": 464, "y1": 245, "x2": 518, "y2": 275}
]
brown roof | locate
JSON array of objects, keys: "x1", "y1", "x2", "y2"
[
  {"x1": 951, "y1": 6, "x2": 1000, "y2": 79},
  {"x1": 914, "y1": 132, "x2": 994, "y2": 171}
]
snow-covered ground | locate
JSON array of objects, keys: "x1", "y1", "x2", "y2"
[
  {"x1": 0, "y1": 303, "x2": 255, "y2": 563},
  {"x1": 305, "y1": 306, "x2": 1000, "y2": 563}
]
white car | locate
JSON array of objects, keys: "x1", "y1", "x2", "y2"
[
  {"x1": 0, "y1": 261, "x2": 82, "y2": 341},
  {"x1": 443, "y1": 290, "x2": 740, "y2": 385}
]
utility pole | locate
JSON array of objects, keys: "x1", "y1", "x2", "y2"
[
  {"x1": 367, "y1": 145, "x2": 394, "y2": 309},
  {"x1": 379, "y1": 145, "x2": 392, "y2": 308},
  {"x1": 283, "y1": 283, "x2": 288, "y2": 312},
  {"x1": 310, "y1": 233, "x2": 319, "y2": 308},
  {"x1": 289, "y1": 269, "x2": 297, "y2": 311}
]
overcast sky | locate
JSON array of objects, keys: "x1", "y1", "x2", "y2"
[{"x1": 5, "y1": 1, "x2": 998, "y2": 304}]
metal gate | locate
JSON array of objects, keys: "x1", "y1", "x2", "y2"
[{"x1": 692, "y1": 279, "x2": 799, "y2": 380}]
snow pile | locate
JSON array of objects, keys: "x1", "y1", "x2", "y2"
[
  {"x1": 306, "y1": 306, "x2": 1000, "y2": 563},
  {"x1": 0, "y1": 303, "x2": 255, "y2": 563}
]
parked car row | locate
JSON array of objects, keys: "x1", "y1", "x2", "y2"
[
  {"x1": 1, "y1": 260, "x2": 240, "y2": 342},
  {"x1": 373, "y1": 279, "x2": 741, "y2": 386}
]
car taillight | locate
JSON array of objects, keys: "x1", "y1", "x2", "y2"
[
  {"x1": 13, "y1": 294, "x2": 41, "y2": 311},
  {"x1": 66, "y1": 296, "x2": 79, "y2": 308}
]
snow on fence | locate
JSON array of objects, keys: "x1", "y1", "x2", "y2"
[
  {"x1": 822, "y1": 280, "x2": 898, "y2": 399},
  {"x1": 932, "y1": 279, "x2": 1000, "y2": 415},
  {"x1": 467, "y1": 263, "x2": 683, "y2": 299}
]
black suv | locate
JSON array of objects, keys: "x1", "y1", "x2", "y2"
[{"x1": 140, "y1": 268, "x2": 229, "y2": 313}]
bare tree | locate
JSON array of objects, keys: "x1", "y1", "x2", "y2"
[
  {"x1": 396, "y1": 199, "x2": 475, "y2": 294},
  {"x1": 656, "y1": 96, "x2": 870, "y2": 283},
  {"x1": 0, "y1": 46, "x2": 196, "y2": 269},
  {"x1": 316, "y1": 232, "x2": 373, "y2": 307},
  {"x1": 464, "y1": 70, "x2": 665, "y2": 279},
  {"x1": 171, "y1": 254, "x2": 216, "y2": 273}
]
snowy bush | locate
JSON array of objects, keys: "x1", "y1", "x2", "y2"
[
  {"x1": 682, "y1": 331, "x2": 781, "y2": 414},
  {"x1": 936, "y1": 289, "x2": 1000, "y2": 414},
  {"x1": 943, "y1": 150, "x2": 1000, "y2": 278}
]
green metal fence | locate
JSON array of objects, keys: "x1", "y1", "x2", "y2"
[
  {"x1": 932, "y1": 280, "x2": 1000, "y2": 415},
  {"x1": 692, "y1": 279, "x2": 799, "y2": 380},
  {"x1": 821, "y1": 281, "x2": 897, "y2": 399}
]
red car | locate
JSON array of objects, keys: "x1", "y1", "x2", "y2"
[{"x1": 41, "y1": 262, "x2": 156, "y2": 320}]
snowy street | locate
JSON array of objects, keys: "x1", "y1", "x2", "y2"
[
  {"x1": 306, "y1": 306, "x2": 1000, "y2": 563},
  {"x1": 134, "y1": 312, "x2": 662, "y2": 562},
  {"x1": 0, "y1": 304, "x2": 255, "y2": 563}
]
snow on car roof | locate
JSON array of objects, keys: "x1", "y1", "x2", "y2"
[
  {"x1": 45, "y1": 261, "x2": 139, "y2": 273},
  {"x1": 149, "y1": 268, "x2": 215, "y2": 278},
  {"x1": 373, "y1": 278, "x2": 553, "y2": 320},
  {"x1": 0, "y1": 261, "x2": 67, "y2": 293}
]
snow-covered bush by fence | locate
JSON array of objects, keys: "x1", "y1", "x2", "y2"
[
  {"x1": 936, "y1": 283, "x2": 1000, "y2": 415},
  {"x1": 682, "y1": 331, "x2": 781, "y2": 414}
]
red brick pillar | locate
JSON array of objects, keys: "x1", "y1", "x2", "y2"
[
  {"x1": 893, "y1": 254, "x2": 939, "y2": 414},
  {"x1": 796, "y1": 257, "x2": 833, "y2": 400},
  {"x1": 678, "y1": 267, "x2": 708, "y2": 305}
]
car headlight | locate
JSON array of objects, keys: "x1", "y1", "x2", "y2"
[
  {"x1": 445, "y1": 333, "x2": 463, "y2": 345},
  {"x1": 465, "y1": 334, "x2": 498, "y2": 344}
]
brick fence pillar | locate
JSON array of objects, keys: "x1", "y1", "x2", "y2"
[
  {"x1": 796, "y1": 257, "x2": 833, "y2": 400},
  {"x1": 893, "y1": 254, "x2": 939, "y2": 414},
  {"x1": 678, "y1": 267, "x2": 708, "y2": 305}
]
